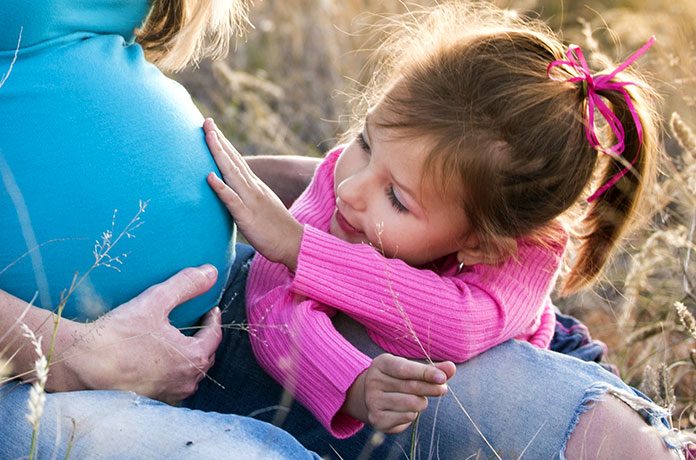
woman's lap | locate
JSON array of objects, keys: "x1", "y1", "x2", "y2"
[
  {"x1": 186, "y1": 243, "x2": 678, "y2": 459},
  {"x1": 0, "y1": 244, "x2": 316, "y2": 460},
  {"x1": 1, "y1": 243, "x2": 676, "y2": 458},
  {"x1": 0, "y1": 381, "x2": 317, "y2": 459}
]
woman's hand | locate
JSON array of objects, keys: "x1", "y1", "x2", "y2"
[
  {"x1": 48, "y1": 265, "x2": 223, "y2": 404},
  {"x1": 204, "y1": 118, "x2": 304, "y2": 272},
  {"x1": 342, "y1": 353, "x2": 456, "y2": 434}
]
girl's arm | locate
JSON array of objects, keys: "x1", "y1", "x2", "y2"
[
  {"x1": 0, "y1": 266, "x2": 222, "y2": 404},
  {"x1": 247, "y1": 280, "x2": 452, "y2": 438},
  {"x1": 290, "y1": 227, "x2": 562, "y2": 362}
]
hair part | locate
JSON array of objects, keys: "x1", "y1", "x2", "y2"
[
  {"x1": 136, "y1": 0, "x2": 251, "y2": 72},
  {"x1": 352, "y1": 2, "x2": 660, "y2": 294}
]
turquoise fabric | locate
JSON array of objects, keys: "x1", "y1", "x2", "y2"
[{"x1": 0, "y1": 1, "x2": 236, "y2": 329}]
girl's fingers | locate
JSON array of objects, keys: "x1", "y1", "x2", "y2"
[
  {"x1": 384, "y1": 421, "x2": 416, "y2": 434},
  {"x1": 212, "y1": 125, "x2": 256, "y2": 178},
  {"x1": 204, "y1": 119, "x2": 257, "y2": 188},
  {"x1": 372, "y1": 392, "x2": 428, "y2": 413},
  {"x1": 434, "y1": 361, "x2": 456, "y2": 380},
  {"x1": 370, "y1": 410, "x2": 419, "y2": 434},
  {"x1": 207, "y1": 131, "x2": 254, "y2": 193},
  {"x1": 380, "y1": 376, "x2": 447, "y2": 398},
  {"x1": 207, "y1": 173, "x2": 245, "y2": 214},
  {"x1": 375, "y1": 354, "x2": 449, "y2": 385},
  {"x1": 204, "y1": 119, "x2": 253, "y2": 175}
]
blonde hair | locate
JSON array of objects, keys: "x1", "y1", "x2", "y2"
[
  {"x1": 136, "y1": 0, "x2": 250, "y2": 72},
  {"x1": 353, "y1": 2, "x2": 660, "y2": 295}
]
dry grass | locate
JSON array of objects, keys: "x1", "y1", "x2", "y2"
[
  {"x1": 1, "y1": 0, "x2": 694, "y2": 455},
  {"x1": 174, "y1": 0, "x2": 696, "y2": 434}
]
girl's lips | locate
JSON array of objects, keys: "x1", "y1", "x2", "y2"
[{"x1": 334, "y1": 209, "x2": 360, "y2": 235}]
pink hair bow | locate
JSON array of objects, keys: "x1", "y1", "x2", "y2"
[{"x1": 547, "y1": 37, "x2": 655, "y2": 202}]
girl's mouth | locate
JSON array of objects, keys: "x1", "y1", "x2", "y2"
[{"x1": 334, "y1": 209, "x2": 361, "y2": 235}]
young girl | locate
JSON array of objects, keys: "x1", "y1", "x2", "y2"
[{"x1": 203, "y1": 3, "x2": 683, "y2": 458}]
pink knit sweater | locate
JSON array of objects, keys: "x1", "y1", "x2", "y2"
[{"x1": 246, "y1": 147, "x2": 563, "y2": 438}]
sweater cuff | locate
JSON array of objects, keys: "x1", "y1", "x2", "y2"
[
  {"x1": 248, "y1": 284, "x2": 371, "y2": 438},
  {"x1": 305, "y1": 327, "x2": 371, "y2": 438}
]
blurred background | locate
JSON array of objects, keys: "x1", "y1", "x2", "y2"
[{"x1": 175, "y1": 0, "x2": 696, "y2": 430}]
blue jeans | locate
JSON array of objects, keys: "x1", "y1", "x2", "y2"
[
  {"x1": 0, "y1": 381, "x2": 319, "y2": 459},
  {"x1": 0, "y1": 244, "x2": 680, "y2": 459},
  {"x1": 185, "y1": 244, "x2": 681, "y2": 459}
]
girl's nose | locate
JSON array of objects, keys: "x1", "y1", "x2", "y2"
[{"x1": 336, "y1": 173, "x2": 368, "y2": 212}]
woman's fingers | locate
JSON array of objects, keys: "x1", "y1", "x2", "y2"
[
  {"x1": 133, "y1": 265, "x2": 218, "y2": 317},
  {"x1": 193, "y1": 306, "x2": 223, "y2": 364}
]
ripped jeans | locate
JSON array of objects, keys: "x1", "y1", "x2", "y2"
[{"x1": 0, "y1": 244, "x2": 684, "y2": 459}]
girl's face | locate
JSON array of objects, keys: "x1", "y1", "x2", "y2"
[{"x1": 330, "y1": 111, "x2": 474, "y2": 267}]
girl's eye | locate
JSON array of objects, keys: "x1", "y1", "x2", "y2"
[
  {"x1": 356, "y1": 132, "x2": 370, "y2": 153},
  {"x1": 387, "y1": 185, "x2": 408, "y2": 213}
]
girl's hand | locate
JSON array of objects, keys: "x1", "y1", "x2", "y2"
[
  {"x1": 343, "y1": 353, "x2": 456, "y2": 434},
  {"x1": 49, "y1": 265, "x2": 223, "y2": 404},
  {"x1": 204, "y1": 118, "x2": 303, "y2": 272}
]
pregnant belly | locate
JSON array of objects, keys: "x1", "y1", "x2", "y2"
[{"x1": 0, "y1": 34, "x2": 235, "y2": 328}]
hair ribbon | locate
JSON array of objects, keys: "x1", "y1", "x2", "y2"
[{"x1": 547, "y1": 36, "x2": 655, "y2": 202}]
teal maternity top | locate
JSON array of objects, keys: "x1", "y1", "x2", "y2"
[{"x1": 0, "y1": 1, "x2": 235, "y2": 328}]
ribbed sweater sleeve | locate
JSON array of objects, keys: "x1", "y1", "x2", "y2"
[
  {"x1": 246, "y1": 148, "x2": 370, "y2": 438},
  {"x1": 246, "y1": 281, "x2": 371, "y2": 438},
  {"x1": 292, "y1": 226, "x2": 562, "y2": 362}
]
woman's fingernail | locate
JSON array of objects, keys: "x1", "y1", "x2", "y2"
[{"x1": 434, "y1": 371, "x2": 446, "y2": 384}]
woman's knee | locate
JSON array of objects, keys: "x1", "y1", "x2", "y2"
[{"x1": 565, "y1": 395, "x2": 679, "y2": 460}]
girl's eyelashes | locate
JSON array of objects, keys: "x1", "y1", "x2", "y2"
[
  {"x1": 356, "y1": 131, "x2": 370, "y2": 152},
  {"x1": 386, "y1": 185, "x2": 408, "y2": 213}
]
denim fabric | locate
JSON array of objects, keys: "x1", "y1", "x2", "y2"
[
  {"x1": 0, "y1": 382, "x2": 319, "y2": 459},
  {"x1": 186, "y1": 244, "x2": 679, "y2": 459},
  {"x1": 0, "y1": 244, "x2": 678, "y2": 459}
]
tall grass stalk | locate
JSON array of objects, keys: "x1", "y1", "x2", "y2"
[{"x1": 20, "y1": 324, "x2": 48, "y2": 460}]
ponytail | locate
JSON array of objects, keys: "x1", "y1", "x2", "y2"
[{"x1": 561, "y1": 73, "x2": 660, "y2": 295}]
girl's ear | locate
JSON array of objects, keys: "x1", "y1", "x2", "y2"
[
  {"x1": 456, "y1": 247, "x2": 488, "y2": 266},
  {"x1": 456, "y1": 233, "x2": 513, "y2": 266},
  {"x1": 456, "y1": 233, "x2": 487, "y2": 266}
]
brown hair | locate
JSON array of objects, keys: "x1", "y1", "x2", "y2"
[
  {"x1": 354, "y1": 3, "x2": 660, "y2": 295},
  {"x1": 136, "y1": 0, "x2": 250, "y2": 72}
]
